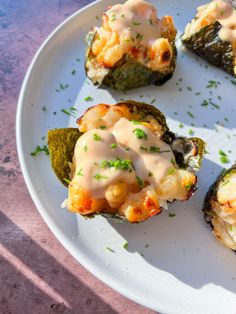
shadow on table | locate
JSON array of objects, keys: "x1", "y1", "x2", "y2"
[
  {"x1": 109, "y1": 158, "x2": 236, "y2": 294},
  {"x1": 0, "y1": 212, "x2": 118, "y2": 314}
]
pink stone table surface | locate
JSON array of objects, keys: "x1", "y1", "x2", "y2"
[{"x1": 0, "y1": 1, "x2": 156, "y2": 313}]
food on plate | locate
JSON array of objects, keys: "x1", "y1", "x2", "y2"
[
  {"x1": 48, "y1": 101, "x2": 205, "y2": 223},
  {"x1": 85, "y1": 0, "x2": 177, "y2": 91},
  {"x1": 182, "y1": 0, "x2": 236, "y2": 76},
  {"x1": 203, "y1": 164, "x2": 236, "y2": 250}
]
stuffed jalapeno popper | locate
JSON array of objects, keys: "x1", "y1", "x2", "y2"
[
  {"x1": 48, "y1": 101, "x2": 205, "y2": 223},
  {"x1": 85, "y1": 0, "x2": 177, "y2": 91},
  {"x1": 203, "y1": 164, "x2": 236, "y2": 250},
  {"x1": 182, "y1": 0, "x2": 236, "y2": 76}
]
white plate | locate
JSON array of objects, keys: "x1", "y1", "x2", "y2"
[{"x1": 16, "y1": 0, "x2": 236, "y2": 313}]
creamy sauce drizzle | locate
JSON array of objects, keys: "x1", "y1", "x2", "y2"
[
  {"x1": 106, "y1": 0, "x2": 161, "y2": 46},
  {"x1": 72, "y1": 118, "x2": 175, "y2": 198},
  {"x1": 113, "y1": 118, "x2": 175, "y2": 185},
  {"x1": 197, "y1": 0, "x2": 236, "y2": 41}
]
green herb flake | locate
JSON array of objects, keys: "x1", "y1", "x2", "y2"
[
  {"x1": 148, "y1": 172, "x2": 153, "y2": 177},
  {"x1": 100, "y1": 159, "x2": 133, "y2": 172},
  {"x1": 96, "y1": 15, "x2": 99, "y2": 21},
  {"x1": 133, "y1": 21, "x2": 141, "y2": 26},
  {"x1": 106, "y1": 246, "x2": 115, "y2": 253},
  {"x1": 110, "y1": 143, "x2": 117, "y2": 149},
  {"x1": 140, "y1": 146, "x2": 148, "y2": 151},
  {"x1": 123, "y1": 242, "x2": 129, "y2": 249},
  {"x1": 195, "y1": 92, "x2": 201, "y2": 95},
  {"x1": 187, "y1": 86, "x2": 192, "y2": 91},
  {"x1": 83, "y1": 145, "x2": 88, "y2": 152},
  {"x1": 71, "y1": 69, "x2": 76, "y2": 75},
  {"x1": 150, "y1": 98, "x2": 156, "y2": 104},
  {"x1": 185, "y1": 183, "x2": 192, "y2": 191},
  {"x1": 187, "y1": 111, "x2": 194, "y2": 119},
  {"x1": 148, "y1": 18, "x2": 153, "y2": 25},
  {"x1": 94, "y1": 173, "x2": 108, "y2": 180},
  {"x1": 131, "y1": 120, "x2": 141, "y2": 125},
  {"x1": 99, "y1": 125, "x2": 106, "y2": 130},
  {"x1": 30, "y1": 145, "x2": 49, "y2": 156},
  {"x1": 179, "y1": 123, "x2": 184, "y2": 129},
  {"x1": 63, "y1": 178, "x2": 70, "y2": 184},
  {"x1": 84, "y1": 96, "x2": 93, "y2": 101},
  {"x1": 201, "y1": 100, "x2": 209, "y2": 107},
  {"x1": 110, "y1": 14, "x2": 116, "y2": 22},
  {"x1": 220, "y1": 156, "x2": 230, "y2": 164},
  {"x1": 77, "y1": 168, "x2": 83, "y2": 176},
  {"x1": 42, "y1": 106, "x2": 47, "y2": 112},
  {"x1": 167, "y1": 168, "x2": 176, "y2": 175},
  {"x1": 121, "y1": 13, "x2": 125, "y2": 18},
  {"x1": 136, "y1": 176, "x2": 144, "y2": 188},
  {"x1": 207, "y1": 80, "x2": 220, "y2": 89},
  {"x1": 145, "y1": 244, "x2": 149, "y2": 248},
  {"x1": 76, "y1": 57, "x2": 80, "y2": 62},
  {"x1": 188, "y1": 129, "x2": 194, "y2": 136},
  {"x1": 93, "y1": 133, "x2": 102, "y2": 141},
  {"x1": 169, "y1": 212, "x2": 176, "y2": 218},
  {"x1": 231, "y1": 79, "x2": 236, "y2": 86},
  {"x1": 150, "y1": 146, "x2": 160, "y2": 153},
  {"x1": 136, "y1": 33, "x2": 143, "y2": 41},
  {"x1": 133, "y1": 128, "x2": 148, "y2": 140}
]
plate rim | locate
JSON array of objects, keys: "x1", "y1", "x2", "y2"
[{"x1": 15, "y1": 1, "x2": 171, "y2": 313}]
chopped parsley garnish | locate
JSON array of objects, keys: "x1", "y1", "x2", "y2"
[
  {"x1": 187, "y1": 86, "x2": 192, "y2": 91},
  {"x1": 169, "y1": 212, "x2": 176, "y2": 217},
  {"x1": 148, "y1": 172, "x2": 153, "y2": 177},
  {"x1": 140, "y1": 146, "x2": 148, "y2": 151},
  {"x1": 93, "y1": 133, "x2": 102, "y2": 141},
  {"x1": 42, "y1": 106, "x2": 47, "y2": 111},
  {"x1": 71, "y1": 70, "x2": 76, "y2": 75},
  {"x1": 188, "y1": 129, "x2": 194, "y2": 136},
  {"x1": 210, "y1": 101, "x2": 220, "y2": 109},
  {"x1": 195, "y1": 92, "x2": 201, "y2": 95},
  {"x1": 106, "y1": 247, "x2": 115, "y2": 253},
  {"x1": 133, "y1": 128, "x2": 148, "y2": 140},
  {"x1": 59, "y1": 83, "x2": 69, "y2": 90},
  {"x1": 77, "y1": 168, "x2": 83, "y2": 176},
  {"x1": 110, "y1": 14, "x2": 116, "y2": 22},
  {"x1": 136, "y1": 33, "x2": 143, "y2": 41},
  {"x1": 41, "y1": 136, "x2": 45, "y2": 141},
  {"x1": 96, "y1": 15, "x2": 99, "y2": 21},
  {"x1": 30, "y1": 145, "x2": 49, "y2": 156},
  {"x1": 94, "y1": 173, "x2": 108, "y2": 180},
  {"x1": 207, "y1": 80, "x2": 220, "y2": 89},
  {"x1": 167, "y1": 168, "x2": 176, "y2": 175},
  {"x1": 219, "y1": 150, "x2": 230, "y2": 164},
  {"x1": 136, "y1": 176, "x2": 144, "y2": 188},
  {"x1": 121, "y1": 13, "x2": 125, "y2": 18},
  {"x1": 231, "y1": 79, "x2": 236, "y2": 86},
  {"x1": 76, "y1": 57, "x2": 80, "y2": 62},
  {"x1": 61, "y1": 108, "x2": 77, "y2": 118},
  {"x1": 99, "y1": 125, "x2": 106, "y2": 129},
  {"x1": 133, "y1": 21, "x2": 141, "y2": 26},
  {"x1": 170, "y1": 158, "x2": 175, "y2": 165},
  {"x1": 145, "y1": 244, "x2": 149, "y2": 248},
  {"x1": 185, "y1": 183, "x2": 192, "y2": 191},
  {"x1": 150, "y1": 98, "x2": 156, "y2": 104},
  {"x1": 63, "y1": 178, "x2": 70, "y2": 184},
  {"x1": 187, "y1": 111, "x2": 194, "y2": 119},
  {"x1": 100, "y1": 158, "x2": 133, "y2": 172},
  {"x1": 123, "y1": 242, "x2": 128, "y2": 249},
  {"x1": 222, "y1": 180, "x2": 230, "y2": 186},
  {"x1": 150, "y1": 146, "x2": 160, "y2": 153},
  {"x1": 201, "y1": 99, "x2": 209, "y2": 107},
  {"x1": 83, "y1": 145, "x2": 88, "y2": 152},
  {"x1": 84, "y1": 96, "x2": 93, "y2": 101},
  {"x1": 110, "y1": 143, "x2": 117, "y2": 149},
  {"x1": 179, "y1": 123, "x2": 184, "y2": 128}
]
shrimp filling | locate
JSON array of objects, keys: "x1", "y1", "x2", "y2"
[{"x1": 66, "y1": 105, "x2": 196, "y2": 223}]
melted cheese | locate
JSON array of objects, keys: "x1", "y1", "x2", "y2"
[{"x1": 106, "y1": 0, "x2": 162, "y2": 46}]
